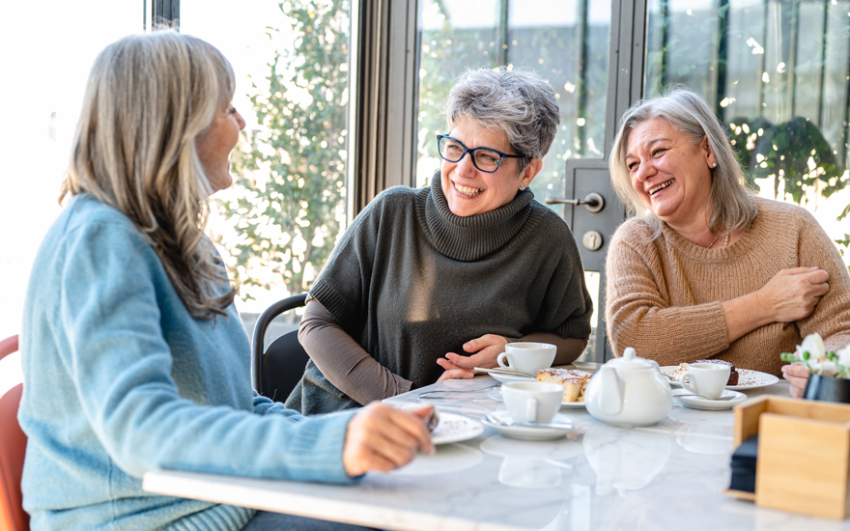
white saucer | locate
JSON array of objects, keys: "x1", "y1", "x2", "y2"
[
  {"x1": 660, "y1": 367, "x2": 779, "y2": 390},
  {"x1": 430, "y1": 413, "x2": 484, "y2": 445},
  {"x1": 487, "y1": 387, "x2": 585, "y2": 409},
  {"x1": 481, "y1": 411, "x2": 574, "y2": 441},
  {"x1": 672, "y1": 389, "x2": 747, "y2": 411},
  {"x1": 489, "y1": 372, "x2": 535, "y2": 384}
]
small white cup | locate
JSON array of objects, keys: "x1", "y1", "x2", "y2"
[
  {"x1": 678, "y1": 363, "x2": 731, "y2": 400},
  {"x1": 502, "y1": 381, "x2": 564, "y2": 423},
  {"x1": 497, "y1": 342, "x2": 556, "y2": 376}
]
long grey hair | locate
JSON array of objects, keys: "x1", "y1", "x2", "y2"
[
  {"x1": 59, "y1": 31, "x2": 236, "y2": 319},
  {"x1": 609, "y1": 89, "x2": 755, "y2": 239}
]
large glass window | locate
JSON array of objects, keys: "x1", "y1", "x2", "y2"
[
  {"x1": 181, "y1": 0, "x2": 351, "y2": 331},
  {"x1": 415, "y1": 0, "x2": 612, "y2": 200},
  {"x1": 646, "y1": 0, "x2": 850, "y2": 264}
]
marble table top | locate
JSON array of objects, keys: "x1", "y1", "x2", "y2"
[{"x1": 143, "y1": 373, "x2": 850, "y2": 531}]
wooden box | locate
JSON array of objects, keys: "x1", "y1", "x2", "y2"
[{"x1": 728, "y1": 395, "x2": 850, "y2": 519}]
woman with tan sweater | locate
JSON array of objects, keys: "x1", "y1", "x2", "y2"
[{"x1": 604, "y1": 89, "x2": 850, "y2": 398}]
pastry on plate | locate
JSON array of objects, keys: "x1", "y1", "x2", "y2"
[
  {"x1": 673, "y1": 359, "x2": 738, "y2": 386},
  {"x1": 537, "y1": 368, "x2": 591, "y2": 402}
]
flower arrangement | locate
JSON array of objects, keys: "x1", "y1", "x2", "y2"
[{"x1": 781, "y1": 333, "x2": 850, "y2": 378}]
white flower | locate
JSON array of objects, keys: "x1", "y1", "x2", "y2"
[
  {"x1": 810, "y1": 360, "x2": 840, "y2": 377},
  {"x1": 798, "y1": 333, "x2": 826, "y2": 362},
  {"x1": 836, "y1": 344, "x2": 850, "y2": 369}
]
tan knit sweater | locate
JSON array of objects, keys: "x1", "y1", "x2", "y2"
[{"x1": 605, "y1": 196, "x2": 850, "y2": 375}]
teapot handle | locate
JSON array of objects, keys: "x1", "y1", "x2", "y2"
[{"x1": 598, "y1": 366, "x2": 624, "y2": 415}]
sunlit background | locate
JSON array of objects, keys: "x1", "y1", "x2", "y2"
[{"x1": 4, "y1": 0, "x2": 850, "y2": 397}]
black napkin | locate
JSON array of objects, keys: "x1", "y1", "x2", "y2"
[{"x1": 729, "y1": 434, "x2": 759, "y2": 493}]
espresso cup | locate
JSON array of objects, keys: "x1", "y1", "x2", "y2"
[
  {"x1": 502, "y1": 381, "x2": 564, "y2": 423},
  {"x1": 678, "y1": 363, "x2": 731, "y2": 400},
  {"x1": 496, "y1": 342, "x2": 556, "y2": 376}
]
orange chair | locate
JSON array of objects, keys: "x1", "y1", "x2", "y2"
[{"x1": 0, "y1": 334, "x2": 29, "y2": 531}]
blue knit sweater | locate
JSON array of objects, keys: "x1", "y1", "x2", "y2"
[{"x1": 19, "y1": 195, "x2": 356, "y2": 531}]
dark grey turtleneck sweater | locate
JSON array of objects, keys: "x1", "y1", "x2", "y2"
[{"x1": 285, "y1": 175, "x2": 593, "y2": 414}]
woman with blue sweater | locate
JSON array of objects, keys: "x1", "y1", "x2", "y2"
[{"x1": 18, "y1": 31, "x2": 432, "y2": 531}]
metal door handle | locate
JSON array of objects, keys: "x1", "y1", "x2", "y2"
[{"x1": 545, "y1": 192, "x2": 605, "y2": 213}]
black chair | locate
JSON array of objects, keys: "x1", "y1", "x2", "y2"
[{"x1": 251, "y1": 293, "x2": 310, "y2": 402}]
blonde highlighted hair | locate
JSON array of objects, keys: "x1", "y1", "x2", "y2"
[
  {"x1": 608, "y1": 88, "x2": 755, "y2": 239},
  {"x1": 60, "y1": 30, "x2": 236, "y2": 319}
]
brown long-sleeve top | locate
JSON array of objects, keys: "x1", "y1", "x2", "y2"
[{"x1": 605, "y1": 196, "x2": 850, "y2": 375}]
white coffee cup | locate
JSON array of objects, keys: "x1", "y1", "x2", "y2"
[
  {"x1": 502, "y1": 381, "x2": 564, "y2": 423},
  {"x1": 497, "y1": 342, "x2": 556, "y2": 376},
  {"x1": 678, "y1": 363, "x2": 731, "y2": 400}
]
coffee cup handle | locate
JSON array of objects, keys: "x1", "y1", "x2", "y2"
[
  {"x1": 527, "y1": 398, "x2": 538, "y2": 423},
  {"x1": 497, "y1": 352, "x2": 510, "y2": 370},
  {"x1": 679, "y1": 371, "x2": 698, "y2": 394}
]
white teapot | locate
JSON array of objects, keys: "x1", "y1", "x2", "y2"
[{"x1": 584, "y1": 347, "x2": 672, "y2": 427}]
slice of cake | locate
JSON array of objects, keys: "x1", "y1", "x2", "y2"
[
  {"x1": 672, "y1": 359, "x2": 738, "y2": 385},
  {"x1": 537, "y1": 368, "x2": 591, "y2": 402}
]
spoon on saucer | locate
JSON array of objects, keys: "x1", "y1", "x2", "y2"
[{"x1": 483, "y1": 414, "x2": 574, "y2": 430}]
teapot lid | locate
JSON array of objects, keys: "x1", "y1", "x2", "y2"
[{"x1": 606, "y1": 347, "x2": 657, "y2": 370}]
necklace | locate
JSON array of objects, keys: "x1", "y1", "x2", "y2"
[{"x1": 706, "y1": 232, "x2": 730, "y2": 249}]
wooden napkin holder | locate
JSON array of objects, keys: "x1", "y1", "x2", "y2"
[{"x1": 726, "y1": 395, "x2": 850, "y2": 519}]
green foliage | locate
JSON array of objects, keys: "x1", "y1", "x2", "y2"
[
  {"x1": 750, "y1": 117, "x2": 845, "y2": 204},
  {"x1": 219, "y1": 0, "x2": 349, "y2": 300}
]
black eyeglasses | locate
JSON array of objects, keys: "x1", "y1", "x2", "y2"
[{"x1": 436, "y1": 134, "x2": 524, "y2": 173}]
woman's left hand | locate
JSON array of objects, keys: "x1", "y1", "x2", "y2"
[
  {"x1": 435, "y1": 334, "x2": 508, "y2": 382},
  {"x1": 781, "y1": 363, "x2": 811, "y2": 398}
]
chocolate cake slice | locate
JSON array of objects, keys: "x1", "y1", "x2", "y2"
[{"x1": 693, "y1": 359, "x2": 739, "y2": 385}]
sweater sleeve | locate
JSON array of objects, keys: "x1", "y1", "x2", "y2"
[
  {"x1": 57, "y1": 221, "x2": 355, "y2": 483},
  {"x1": 605, "y1": 230, "x2": 729, "y2": 364},
  {"x1": 299, "y1": 300, "x2": 413, "y2": 404},
  {"x1": 794, "y1": 209, "x2": 850, "y2": 351}
]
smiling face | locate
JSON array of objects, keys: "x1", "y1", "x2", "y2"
[
  {"x1": 440, "y1": 116, "x2": 538, "y2": 217},
  {"x1": 195, "y1": 103, "x2": 246, "y2": 193},
  {"x1": 625, "y1": 117, "x2": 716, "y2": 229}
]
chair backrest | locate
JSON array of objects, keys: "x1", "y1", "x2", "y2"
[
  {"x1": 251, "y1": 294, "x2": 309, "y2": 402},
  {"x1": 0, "y1": 335, "x2": 30, "y2": 531}
]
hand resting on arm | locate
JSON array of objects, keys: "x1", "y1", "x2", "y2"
[{"x1": 720, "y1": 267, "x2": 829, "y2": 343}]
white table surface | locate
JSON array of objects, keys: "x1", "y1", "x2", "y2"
[{"x1": 143, "y1": 371, "x2": 850, "y2": 531}]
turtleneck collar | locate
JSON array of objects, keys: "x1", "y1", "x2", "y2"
[{"x1": 418, "y1": 172, "x2": 535, "y2": 261}]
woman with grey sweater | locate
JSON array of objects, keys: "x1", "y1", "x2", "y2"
[{"x1": 286, "y1": 68, "x2": 594, "y2": 414}]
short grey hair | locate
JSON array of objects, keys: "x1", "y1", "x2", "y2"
[
  {"x1": 445, "y1": 68, "x2": 560, "y2": 168},
  {"x1": 609, "y1": 88, "x2": 755, "y2": 238}
]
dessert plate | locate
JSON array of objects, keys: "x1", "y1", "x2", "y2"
[
  {"x1": 673, "y1": 388, "x2": 748, "y2": 411},
  {"x1": 482, "y1": 411, "x2": 574, "y2": 441},
  {"x1": 487, "y1": 387, "x2": 586, "y2": 408},
  {"x1": 660, "y1": 367, "x2": 779, "y2": 390},
  {"x1": 430, "y1": 413, "x2": 485, "y2": 445}
]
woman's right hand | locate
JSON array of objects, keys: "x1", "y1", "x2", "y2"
[
  {"x1": 756, "y1": 267, "x2": 830, "y2": 323},
  {"x1": 342, "y1": 403, "x2": 433, "y2": 477}
]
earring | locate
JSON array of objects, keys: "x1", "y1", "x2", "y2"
[
  {"x1": 519, "y1": 184, "x2": 527, "y2": 191},
  {"x1": 712, "y1": 163, "x2": 717, "y2": 168}
]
